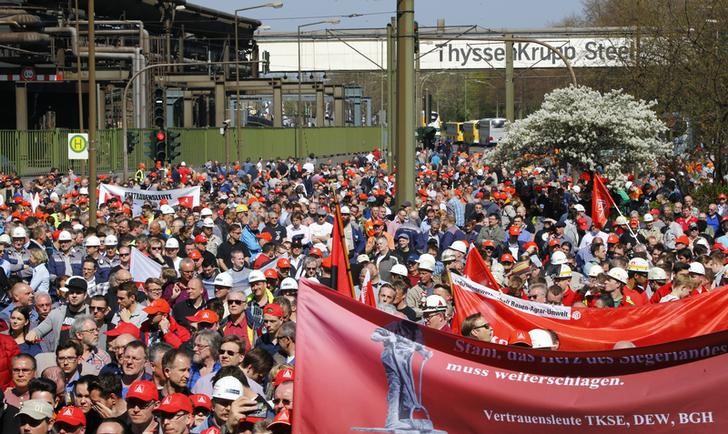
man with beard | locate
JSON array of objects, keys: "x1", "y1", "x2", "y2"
[
  {"x1": 27, "y1": 277, "x2": 90, "y2": 350},
  {"x1": 189, "y1": 329, "x2": 222, "y2": 391},
  {"x1": 70, "y1": 314, "x2": 110, "y2": 374},
  {"x1": 126, "y1": 380, "x2": 159, "y2": 434}
]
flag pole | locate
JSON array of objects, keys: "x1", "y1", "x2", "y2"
[
  {"x1": 594, "y1": 174, "x2": 641, "y2": 242},
  {"x1": 331, "y1": 184, "x2": 356, "y2": 297}
]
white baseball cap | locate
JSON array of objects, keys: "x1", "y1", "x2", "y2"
[{"x1": 160, "y1": 205, "x2": 175, "y2": 215}]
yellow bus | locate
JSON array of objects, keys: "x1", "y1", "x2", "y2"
[
  {"x1": 444, "y1": 122, "x2": 464, "y2": 142},
  {"x1": 462, "y1": 120, "x2": 480, "y2": 145}
]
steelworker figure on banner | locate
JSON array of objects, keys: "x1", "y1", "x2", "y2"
[{"x1": 364, "y1": 320, "x2": 446, "y2": 433}]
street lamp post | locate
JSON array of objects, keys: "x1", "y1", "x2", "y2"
[
  {"x1": 234, "y1": 2, "x2": 283, "y2": 165},
  {"x1": 297, "y1": 19, "x2": 339, "y2": 159}
]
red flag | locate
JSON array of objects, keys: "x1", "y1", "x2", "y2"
[
  {"x1": 330, "y1": 203, "x2": 355, "y2": 298},
  {"x1": 358, "y1": 268, "x2": 377, "y2": 307},
  {"x1": 463, "y1": 248, "x2": 502, "y2": 291},
  {"x1": 591, "y1": 174, "x2": 615, "y2": 230}
]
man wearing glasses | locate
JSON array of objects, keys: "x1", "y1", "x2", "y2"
[
  {"x1": 27, "y1": 276, "x2": 89, "y2": 350},
  {"x1": 221, "y1": 290, "x2": 254, "y2": 352},
  {"x1": 17, "y1": 399, "x2": 54, "y2": 434},
  {"x1": 461, "y1": 312, "x2": 493, "y2": 342},
  {"x1": 126, "y1": 380, "x2": 159, "y2": 434},
  {"x1": 152, "y1": 393, "x2": 194, "y2": 434},
  {"x1": 70, "y1": 314, "x2": 110, "y2": 374}
]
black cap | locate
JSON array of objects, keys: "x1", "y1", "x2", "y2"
[{"x1": 66, "y1": 276, "x2": 88, "y2": 293}]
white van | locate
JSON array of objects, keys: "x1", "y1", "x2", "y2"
[{"x1": 477, "y1": 118, "x2": 506, "y2": 147}]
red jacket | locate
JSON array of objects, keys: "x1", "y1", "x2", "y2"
[
  {"x1": 0, "y1": 334, "x2": 20, "y2": 389},
  {"x1": 140, "y1": 317, "x2": 191, "y2": 349}
]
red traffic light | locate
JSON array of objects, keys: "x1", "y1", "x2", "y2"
[{"x1": 156, "y1": 130, "x2": 166, "y2": 141}]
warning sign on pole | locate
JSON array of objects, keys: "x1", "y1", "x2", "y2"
[{"x1": 68, "y1": 133, "x2": 89, "y2": 160}]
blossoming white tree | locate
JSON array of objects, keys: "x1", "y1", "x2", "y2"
[{"x1": 487, "y1": 85, "x2": 671, "y2": 181}]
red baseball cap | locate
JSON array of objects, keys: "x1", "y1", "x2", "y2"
[
  {"x1": 509, "y1": 329, "x2": 533, "y2": 347},
  {"x1": 481, "y1": 239, "x2": 495, "y2": 248},
  {"x1": 256, "y1": 232, "x2": 273, "y2": 242},
  {"x1": 187, "y1": 309, "x2": 220, "y2": 324},
  {"x1": 268, "y1": 408, "x2": 292, "y2": 429},
  {"x1": 500, "y1": 253, "x2": 515, "y2": 263},
  {"x1": 548, "y1": 239, "x2": 560, "y2": 247},
  {"x1": 273, "y1": 367, "x2": 295, "y2": 386},
  {"x1": 154, "y1": 393, "x2": 192, "y2": 415},
  {"x1": 200, "y1": 428, "x2": 221, "y2": 434},
  {"x1": 126, "y1": 380, "x2": 159, "y2": 401},
  {"x1": 263, "y1": 303, "x2": 284, "y2": 318},
  {"x1": 277, "y1": 258, "x2": 291, "y2": 269},
  {"x1": 143, "y1": 299, "x2": 171, "y2": 315},
  {"x1": 190, "y1": 394, "x2": 212, "y2": 411},
  {"x1": 676, "y1": 235, "x2": 690, "y2": 246},
  {"x1": 309, "y1": 248, "x2": 323, "y2": 258},
  {"x1": 105, "y1": 322, "x2": 140, "y2": 339},
  {"x1": 55, "y1": 406, "x2": 86, "y2": 427},
  {"x1": 194, "y1": 234, "x2": 208, "y2": 244}
]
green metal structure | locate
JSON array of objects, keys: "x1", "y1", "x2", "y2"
[{"x1": 0, "y1": 127, "x2": 382, "y2": 176}]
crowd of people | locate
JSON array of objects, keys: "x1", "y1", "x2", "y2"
[{"x1": 0, "y1": 142, "x2": 724, "y2": 432}]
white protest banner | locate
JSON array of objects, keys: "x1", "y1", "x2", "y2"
[{"x1": 99, "y1": 184, "x2": 200, "y2": 216}]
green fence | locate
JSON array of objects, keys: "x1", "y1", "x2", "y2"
[{"x1": 0, "y1": 126, "x2": 383, "y2": 176}]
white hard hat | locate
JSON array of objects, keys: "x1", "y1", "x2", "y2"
[
  {"x1": 84, "y1": 235, "x2": 100, "y2": 247},
  {"x1": 626, "y1": 257, "x2": 649, "y2": 273},
  {"x1": 200, "y1": 208, "x2": 213, "y2": 217},
  {"x1": 0, "y1": 234, "x2": 10, "y2": 245},
  {"x1": 607, "y1": 267, "x2": 628, "y2": 284},
  {"x1": 441, "y1": 249, "x2": 457, "y2": 263},
  {"x1": 528, "y1": 329, "x2": 554, "y2": 349},
  {"x1": 73, "y1": 223, "x2": 84, "y2": 232},
  {"x1": 104, "y1": 234, "x2": 118, "y2": 246},
  {"x1": 356, "y1": 254, "x2": 370, "y2": 264},
  {"x1": 449, "y1": 240, "x2": 468, "y2": 255},
  {"x1": 248, "y1": 270, "x2": 266, "y2": 283},
  {"x1": 688, "y1": 262, "x2": 706, "y2": 276},
  {"x1": 160, "y1": 205, "x2": 175, "y2": 215},
  {"x1": 550, "y1": 250, "x2": 567, "y2": 265},
  {"x1": 203, "y1": 217, "x2": 215, "y2": 228},
  {"x1": 648, "y1": 267, "x2": 668, "y2": 281},
  {"x1": 79, "y1": 187, "x2": 89, "y2": 195},
  {"x1": 213, "y1": 273, "x2": 233, "y2": 288},
  {"x1": 212, "y1": 376, "x2": 244, "y2": 400},
  {"x1": 11, "y1": 227, "x2": 27, "y2": 239},
  {"x1": 165, "y1": 238, "x2": 180, "y2": 249},
  {"x1": 643, "y1": 213, "x2": 654, "y2": 223},
  {"x1": 557, "y1": 264, "x2": 573, "y2": 279},
  {"x1": 587, "y1": 265, "x2": 604, "y2": 277},
  {"x1": 573, "y1": 204, "x2": 585, "y2": 212},
  {"x1": 58, "y1": 230, "x2": 73, "y2": 242},
  {"x1": 615, "y1": 216, "x2": 628, "y2": 226},
  {"x1": 422, "y1": 294, "x2": 447, "y2": 314},
  {"x1": 340, "y1": 206, "x2": 350, "y2": 214},
  {"x1": 180, "y1": 161, "x2": 186, "y2": 167},
  {"x1": 280, "y1": 277, "x2": 298, "y2": 291},
  {"x1": 417, "y1": 253, "x2": 436, "y2": 272},
  {"x1": 390, "y1": 264, "x2": 408, "y2": 277}
]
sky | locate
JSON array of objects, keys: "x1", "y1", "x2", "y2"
[{"x1": 195, "y1": 0, "x2": 586, "y2": 32}]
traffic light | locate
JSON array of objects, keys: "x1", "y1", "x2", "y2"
[
  {"x1": 152, "y1": 129, "x2": 167, "y2": 163},
  {"x1": 166, "y1": 130, "x2": 181, "y2": 162},
  {"x1": 126, "y1": 131, "x2": 138, "y2": 154},
  {"x1": 153, "y1": 87, "x2": 165, "y2": 129},
  {"x1": 262, "y1": 51, "x2": 270, "y2": 74}
]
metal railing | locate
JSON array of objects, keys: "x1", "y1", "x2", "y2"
[{"x1": 0, "y1": 126, "x2": 381, "y2": 176}]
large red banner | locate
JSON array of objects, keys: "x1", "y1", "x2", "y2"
[
  {"x1": 451, "y1": 273, "x2": 728, "y2": 351},
  {"x1": 295, "y1": 278, "x2": 728, "y2": 433}
]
